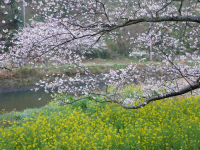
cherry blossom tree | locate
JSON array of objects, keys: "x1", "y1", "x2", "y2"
[
  {"x1": 9, "y1": 19, "x2": 105, "y2": 69},
  {"x1": 0, "y1": 0, "x2": 200, "y2": 109}
]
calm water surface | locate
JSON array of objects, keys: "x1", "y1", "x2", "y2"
[{"x1": 0, "y1": 89, "x2": 52, "y2": 113}]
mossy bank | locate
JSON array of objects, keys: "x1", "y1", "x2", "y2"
[{"x1": 0, "y1": 78, "x2": 41, "y2": 94}]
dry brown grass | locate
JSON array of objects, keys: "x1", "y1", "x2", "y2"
[
  {"x1": 0, "y1": 67, "x2": 40, "y2": 79},
  {"x1": 179, "y1": 60, "x2": 187, "y2": 65}
]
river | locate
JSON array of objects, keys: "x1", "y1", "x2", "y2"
[{"x1": 0, "y1": 89, "x2": 52, "y2": 113}]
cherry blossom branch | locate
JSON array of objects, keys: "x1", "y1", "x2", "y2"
[
  {"x1": 120, "y1": 80, "x2": 200, "y2": 109},
  {"x1": 156, "y1": 0, "x2": 174, "y2": 17},
  {"x1": 155, "y1": 45, "x2": 192, "y2": 87},
  {"x1": 72, "y1": 62, "x2": 109, "y2": 94},
  {"x1": 60, "y1": 80, "x2": 200, "y2": 109}
]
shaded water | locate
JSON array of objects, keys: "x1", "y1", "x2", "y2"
[{"x1": 0, "y1": 89, "x2": 52, "y2": 113}]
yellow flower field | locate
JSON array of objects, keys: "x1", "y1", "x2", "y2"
[{"x1": 0, "y1": 95, "x2": 200, "y2": 150}]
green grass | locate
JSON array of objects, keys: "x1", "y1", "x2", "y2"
[
  {"x1": 113, "y1": 64, "x2": 125, "y2": 69},
  {"x1": 0, "y1": 92, "x2": 200, "y2": 149},
  {"x1": 2, "y1": 57, "x2": 191, "y2": 80}
]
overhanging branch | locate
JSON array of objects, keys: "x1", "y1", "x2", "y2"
[
  {"x1": 111, "y1": 16, "x2": 200, "y2": 29},
  {"x1": 61, "y1": 81, "x2": 200, "y2": 109},
  {"x1": 120, "y1": 81, "x2": 200, "y2": 109}
]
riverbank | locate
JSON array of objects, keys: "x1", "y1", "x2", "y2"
[
  {"x1": 0, "y1": 78, "x2": 40, "y2": 94},
  {"x1": 0, "y1": 58, "x2": 184, "y2": 94},
  {"x1": 0, "y1": 61, "x2": 168, "y2": 94},
  {"x1": 0, "y1": 64, "x2": 125, "y2": 93},
  {"x1": 0, "y1": 59, "x2": 134, "y2": 93}
]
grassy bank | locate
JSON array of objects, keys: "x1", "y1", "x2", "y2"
[
  {"x1": 0, "y1": 58, "x2": 155, "y2": 80},
  {"x1": 0, "y1": 63, "x2": 127, "y2": 88},
  {"x1": 0, "y1": 94, "x2": 199, "y2": 149},
  {"x1": 0, "y1": 63, "x2": 127, "y2": 80}
]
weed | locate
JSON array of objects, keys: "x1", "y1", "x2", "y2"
[
  {"x1": 65, "y1": 70, "x2": 71, "y2": 76},
  {"x1": 113, "y1": 64, "x2": 125, "y2": 69},
  {"x1": 92, "y1": 65, "x2": 100, "y2": 71}
]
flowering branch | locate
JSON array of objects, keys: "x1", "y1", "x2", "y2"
[{"x1": 61, "y1": 80, "x2": 200, "y2": 109}]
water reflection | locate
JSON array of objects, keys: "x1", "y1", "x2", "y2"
[{"x1": 0, "y1": 89, "x2": 52, "y2": 113}]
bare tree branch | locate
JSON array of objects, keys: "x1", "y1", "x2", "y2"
[
  {"x1": 95, "y1": 0, "x2": 110, "y2": 23},
  {"x1": 0, "y1": 66, "x2": 12, "y2": 71},
  {"x1": 178, "y1": 0, "x2": 184, "y2": 15},
  {"x1": 156, "y1": 0, "x2": 174, "y2": 17}
]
